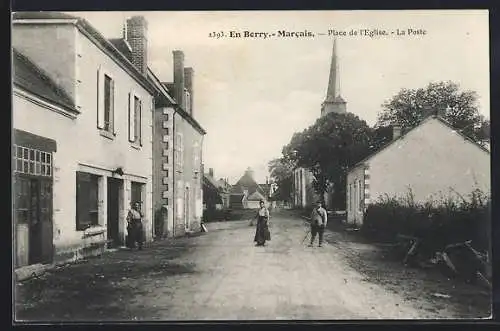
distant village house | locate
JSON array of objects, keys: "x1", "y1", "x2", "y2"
[{"x1": 346, "y1": 115, "x2": 491, "y2": 226}]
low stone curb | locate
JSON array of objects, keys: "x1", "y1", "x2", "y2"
[{"x1": 14, "y1": 263, "x2": 53, "y2": 282}]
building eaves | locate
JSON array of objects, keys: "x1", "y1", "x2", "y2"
[
  {"x1": 203, "y1": 175, "x2": 222, "y2": 192},
  {"x1": 12, "y1": 12, "x2": 157, "y2": 95},
  {"x1": 146, "y1": 68, "x2": 177, "y2": 105},
  {"x1": 12, "y1": 48, "x2": 79, "y2": 114},
  {"x1": 433, "y1": 116, "x2": 490, "y2": 154},
  {"x1": 349, "y1": 115, "x2": 490, "y2": 173},
  {"x1": 161, "y1": 81, "x2": 207, "y2": 135},
  {"x1": 108, "y1": 38, "x2": 133, "y2": 62}
]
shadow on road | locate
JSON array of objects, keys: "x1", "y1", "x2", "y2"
[
  {"x1": 322, "y1": 222, "x2": 491, "y2": 319},
  {"x1": 15, "y1": 239, "x2": 197, "y2": 322}
]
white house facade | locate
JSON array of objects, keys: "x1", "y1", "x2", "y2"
[
  {"x1": 346, "y1": 116, "x2": 491, "y2": 226},
  {"x1": 12, "y1": 12, "x2": 156, "y2": 266}
]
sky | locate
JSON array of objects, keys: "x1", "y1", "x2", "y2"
[{"x1": 72, "y1": 10, "x2": 490, "y2": 184}]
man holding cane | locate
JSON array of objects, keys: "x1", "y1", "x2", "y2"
[{"x1": 308, "y1": 200, "x2": 328, "y2": 247}]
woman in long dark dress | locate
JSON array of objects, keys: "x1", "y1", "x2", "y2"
[
  {"x1": 126, "y1": 202, "x2": 144, "y2": 250},
  {"x1": 254, "y1": 200, "x2": 271, "y2": 246}
]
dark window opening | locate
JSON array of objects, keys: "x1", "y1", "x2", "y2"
[{"x1": 76, "y1": 172, "x2": 99, "y2": 231}]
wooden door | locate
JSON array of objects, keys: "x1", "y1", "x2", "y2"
[
  {"x1": 107, "y1": 178, "x2": 121, "y2": 247},
  {"x1": 16, "y1": 176, "x2": 53, "y2": 265},
  {"x1": 28, "y1": 178, "x2": 42, "y2": 264},
  {"x1": 14, "y1": 176, "x2": 30, "y2": 268},
  {"x1": 38, "y1": 178, "x2": 53, "y2": 264}
]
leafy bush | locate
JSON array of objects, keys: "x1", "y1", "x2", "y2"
[{"x1": 362, "y1": 188, "x2": 491, "y2": 252}]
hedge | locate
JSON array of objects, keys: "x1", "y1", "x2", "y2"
[{"x1": 361, "y1": 188, "x2": 491, "y2": 254}]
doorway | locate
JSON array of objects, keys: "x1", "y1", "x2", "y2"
[
  {"x1": 184, "y1": 187, "x2": 190, "y2": 230},
  {"x1": 107, "y1": 178, "x2": 121, "y2": 248},
  {"x1": 14, "y1": 175, "x2": 53, "y2": 266}
]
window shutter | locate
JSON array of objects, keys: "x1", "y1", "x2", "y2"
[
  {"x1": 139, "y1": 99, "x2": 142, "y2": 146},
  {"x1": 111, "y1": 80, "x2": 116, "y2": 135},
  {"x1": 128, "y1": 92, "x2": 135, "y2": 142},
  {"x1": 97, "y1": 67, "x2": 105, "y2": 129}
]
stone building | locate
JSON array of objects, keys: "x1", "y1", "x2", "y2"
[{"x1": 150, "y1": 50, "x2": 206, "y2": 238}]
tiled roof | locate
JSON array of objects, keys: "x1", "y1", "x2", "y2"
[
  {"x1": 204, "y1": 174, "x2": 220, "y2": 190},
  {"x1": 162, "y1": 83, "x2": 175, "y2": 94},
  {"x1": 247, "y1": 191, "x2": 265, "y2": 201},
  {"x1": 350, "y1": 115, "x2": 490, "y2": 171},
  {"x1": 13, "y1": 48, "x2": 77, "y2": 112},
  {"x1": 13, "y1": 12, "x2": 78, "y2": 20},
  {"x1": 231, "y1": 171, "x2": 266, "y2": 197},
  {"x1": 230, "y1": 184, "x2": 245, "y2": 194},
  {"x1": 160, "y1": 82, "x2": 206, "y2": 135},
  {"x1": 13, "y1": 11, "x2": 156, "y2": 95},
  {"x1": 108, "y1": 38, "x2": 133, "y2": 63},
  {"x1": 259, "y1": 184, "x2": 271, "y2": 194},
  {"x1": 13, "y1": 12, "x2": 207, "y2": 136}
]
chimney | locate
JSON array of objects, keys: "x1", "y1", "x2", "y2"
[
  {"x1": 184, "y1": 67, "x2": 194, "y2": 116},
  {"x1": 209, "y1": 168, "x2": 214, "y2": 178},
  {"x1": 125, "y1": 16, "x2": 148, "y2": 75},
  {"x1": 393, "y1": 125, "x2": 402, "y2": 140},
  {"x1": 173, "y1": 50, "x2": 185, "y2": 110}
]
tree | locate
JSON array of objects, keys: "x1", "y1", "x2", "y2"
[
  {"x1": 268, "y1": 157, "x2": 294, "y2": 202},
  {"x1": 377, "y1": 81, "x2": 489, "y2": 143},
  {"x1": 282, "y1": 112, "x2": 372, "y2": 208}
]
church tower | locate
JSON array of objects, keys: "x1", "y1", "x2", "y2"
[{"x1": 321, "y1": 39, "x2": 347, "y2": 116}]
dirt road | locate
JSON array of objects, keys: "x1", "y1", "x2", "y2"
[{"x1": 15, "y1": 210, "x2": 489, "y2": 321}]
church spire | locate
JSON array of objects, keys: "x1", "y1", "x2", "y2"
[
  {"x1": 321, "y1": 38, "x2": 347, "y2": 117},
  {"x1": 326, "y1": 38, "x2": 340, "y2": 102}
]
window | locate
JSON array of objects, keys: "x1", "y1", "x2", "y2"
[
  {"x1": 165, "y1": 128, "x2": 170, "y2": 135},
  {"x1": 97, "y1": 69, "x2": 115, "y2": 134},
  {"x1": 354, "y1": 181, "x2": 358, "y2": 212},
  {"x1": 165, "y1": 169, "x2": 169, "y2": 178},
  {"x1": 162, "y1": 109, "x2": 170, "y2": 118},
  {"x1": 175, "y1": 133, "x2": 183, "y2": 168},
  {"x1": 128, "y1": 93, "x2": 142, "y2": 145},
  {"x1": 14, "y1": 177, "x2": 30, "y2": 225},
  {"x1": 131, "y1": 182, "x2": 143, "y2": 205},
  {"x1": 193, "y1": 142, "x2": 200, "y2": 174},
  {"x1": 103, "y1": 75, "x2": 112, "y2": 131},
  {"x1": 354, "y1": 182, "x2": 357, "y2": 211},
  {"x1": 165, "y1": 184, "x2": 169, "y2": 191},
  {"x1": 162, "y1": 177, "x2": 169, "y2": 185},
  {"x1": 163, "y1": 135, "x2": 169, "y2": 143},
  {"x1": 162, "y1": 121, "x2": 169, "y2": 129},
  {"x1": 162, "y1": 149, "x2": 169, "y2": 157},
  {"x1": 162, "y1": 191, "x2": 169, "y2": 199},
  {"x1": 165, "y1": 197, "x2": 169, "y2": 205},
  {"x1": 162, "y1": 163, "x2": 168, "y2": 171},
  {"x1": 358, "y1": 180, "x2": 363, "y2": 212},
  {"x1": 14, "y1": 145, "x2": 52, "y2": 177},
  {"x1": 349, "y1": 184, "x2": 353, "y2": 212},
  {"x1": 165, "y1": 155, "x2": 169, "y2": 163},
  {"x1": 165, "y1": 141, "x2": 169, "y2": 149},
  {"x1": 76, "y1": 172, "x2": 99, "y2": 230}
]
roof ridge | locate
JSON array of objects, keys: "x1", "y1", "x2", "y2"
[{"x1": 350, "y1": 114, "x2": 489, "y2": 170}]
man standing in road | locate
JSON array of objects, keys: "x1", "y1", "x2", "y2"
[{"x1": 309, "y1": 200, "x2": 328, "y2": 247}]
